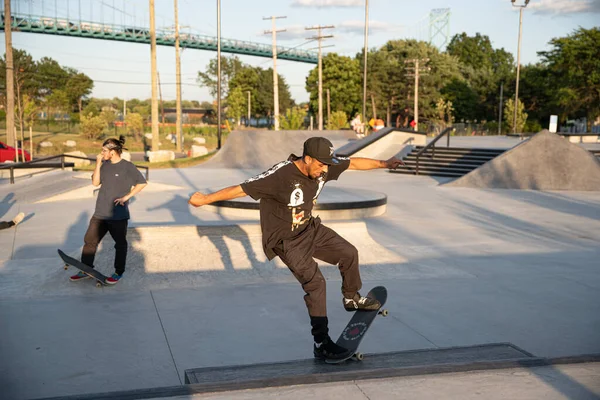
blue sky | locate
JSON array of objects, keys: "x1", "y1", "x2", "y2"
[{"x1": 3, "y1": 0, "x2": 599, "y2": 103}]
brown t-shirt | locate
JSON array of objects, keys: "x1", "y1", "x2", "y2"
[{"x1": 241, "y1": 154, "x2": 350, "y2": 260}]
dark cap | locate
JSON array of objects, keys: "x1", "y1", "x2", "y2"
[{"x1": 303, "y1": 137, "x2": 339, "y2": 165}]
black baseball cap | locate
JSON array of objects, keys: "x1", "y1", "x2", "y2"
[{"x1": 303, "y1": 137, "x2": 339, "y2": 165}]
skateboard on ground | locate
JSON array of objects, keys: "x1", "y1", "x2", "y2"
[
  {"x1": 58, "y1": 249, "x2": 108, "y2": 288},
  {"x1": 327, "y1": 286, "x2": 388, "y2": 364}
]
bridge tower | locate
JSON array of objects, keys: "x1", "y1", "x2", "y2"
[{"x1": 429, "y1": 8, "x2": 451, "y2": 51}]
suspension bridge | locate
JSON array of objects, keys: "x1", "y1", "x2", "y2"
[{"x1": 0, "y1": 1, "x2": 319, "y2": 64}]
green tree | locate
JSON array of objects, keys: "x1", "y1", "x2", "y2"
[
  {"x1": 197, "y1": 55, "x2": 244, "y2": 99},
  {"x1": 254, "y1": 68, "x2": 294, "y2": 118},
  {"x1": 538, "y1": 27, "x2": 600, "y2": 129},
  {"x1": 446, "y1": 33, "x2": 515, "y2": 122},
  {"x1": 0, "y1": 48, "x2": 37, "y2": 142},
  {"x1": 376, "y1": 40, "x2": 460, "y2": 124},
  {"x1": 82, "y1": 101, "x2": 101, "y2": 117},
  {"x1": 306, "y1": 53, "x2": 361, "y2": 119},
  {"x1": 504, "y1": 98, "x2": 528, "y2": 133},
  {"x1": 46, "y1": 89, "x2": 70, "y2": 118},
  {"x1": 36, "y1": 57, "x2": 70, "y2": 98},
  {"x1": 65, "y1": 70, "x2": 94, "y2": 114},
  {"x1": 279, "y1": 106, "x2": 307, "y2": 130},
  {"x1": 226, "y1": 86, "x2": 245, "y2": 126}
]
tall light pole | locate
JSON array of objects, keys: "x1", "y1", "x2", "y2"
[
  {"x1": 217, "y1": 0, "x2": 222, "y2": 148},
  {"x1": 511, "y1": 0, "x2": 529, "y2": 139},
  {"x1": 362, "y1": 0, "x2": 369, "y2": 127},
  {"x1": 174, "y1": 0, "x2": 183, "y2": 152},
  {"x1": 149, "y1": 0, "x2": 159, "y2": 152},
  {"x1": 4, "y1": 0, "x2": 16, "y2": 147}
]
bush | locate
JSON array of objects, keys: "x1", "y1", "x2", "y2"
[
  {"x1": 524, "y1": 119, "x2": 543, "y2": 133},
  {"x1": 280, "y1": 107, "x2": 307, "y2": 130},
  {"x1": 326, "y1": 111, "x2": 349, "y2": 130}
]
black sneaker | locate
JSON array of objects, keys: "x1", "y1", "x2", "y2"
[
  {"x1": 313, "y1": 337, "x2": 353, "y2": 361},
  {"x1": 343, "y1": 292, "x2": 381, "y2": 311}
]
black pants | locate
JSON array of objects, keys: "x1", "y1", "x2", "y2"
[
  {"x1": 81, "y1": 217, "x2": 128, "y2": 275},
  {"x1": 274, "y1": 217, "x2": 362, "y2": 342},
  {"x1": 0, "y1": 221, "x2": 15, "y2": 230}
]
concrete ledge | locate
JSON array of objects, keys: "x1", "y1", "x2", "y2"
[{"x1": 33, "y1": 346, "x2": 600, "y2": 400}]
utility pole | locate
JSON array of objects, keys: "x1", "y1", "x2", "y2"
[
  {"x1": 264, "y1": 16, "x2": 286, "y2": 131},
  {"x1": 498, "y1": 83, "x2": 503, "y2": 135},
  {"x1": 247, "y1": 90, "x2": 251, "y2": 127},
  {"x1": 511, "y1": 0, "x2": 530, "y2": 139},
  {"x1": 306, "y1": 25, "x2": 334, "y2": 131},
  {"x1": 4, "y1": 0, "x2": 15, "y2": 147},
  {"x1": 405, "y1": 58, "x2": 430, "y2": 132},
  {"x1": 362, "y1": 0, "x2": 369, "y2": 129},
  {"x1": 174, "y1": 0, "x2": 183, "y2": 152},
  {"x1": 149, "y1": 0, "x2": 159, "y2": 151},
  {"x1": 217, "y1": 0, "x2": 222, "y2": 148},
  {"x1": 158, "y1": 72, "x2": 165, "y2": 126},
  {"x1": 326, "y1": 88, "x2": 330, "y2": 128}
]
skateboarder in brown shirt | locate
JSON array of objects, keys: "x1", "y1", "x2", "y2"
[{"x1": 189, "y1": 137, "x2": 404, "y2": 361}]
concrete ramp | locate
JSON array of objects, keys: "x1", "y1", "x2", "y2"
[
  {"x1": 445, "y1": 130, "x2": 600, "y2": 190},
  {"x1": 205, "y1": 130, "x2": 355, "y2": 169},
  {"x1": 336, "y1": 128, "x2": 427, "y2": 159}
]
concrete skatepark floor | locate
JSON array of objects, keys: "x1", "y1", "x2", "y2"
[{"x1": 1, "y1": 135, "x2": 599, "y2": 399}]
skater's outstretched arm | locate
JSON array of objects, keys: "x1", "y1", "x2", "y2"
[
  {"x1": 348, "y1": 157, "x2": 405, "y2": 171},
  {"x1": 188, "y1": 185, "x2": 247, "y2": 208}
]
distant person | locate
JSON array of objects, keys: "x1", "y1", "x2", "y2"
[
  {"x1": 373, "y1": 118, "x2": 385, "y2": 132},
  {"x1": 350, "y1": 114, "x2": 365, "y2": 138},
  {"x1": 0, "y1": 212, "x2": 24, "y2": 230},
  {"x1": 188, "y1": 137, "x2": 405, "y2": 362},
  {"x1": 70, "y1": 136, "x2": 147, "y2": 285}
]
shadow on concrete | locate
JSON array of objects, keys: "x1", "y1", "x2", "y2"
[
  {"x1": 0, "y1": 193, "x2": 16, "y2": 219},
  {"x1": 146, "y1": 194, "x2": 271, "y2": 273}
]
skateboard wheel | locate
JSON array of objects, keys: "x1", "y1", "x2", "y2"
[
  {"x1": 64, "y1": 264, "x2": 69, "y2": 270},
  {"x1": 353, "y1": 352, "x2": 364, "y2": 361},
  {"x1": 379, "y1": 309, "x2": 388, "y2": 317},
  {"x1": 96, "y1": 282, "x2": 102, "y2": 288}
]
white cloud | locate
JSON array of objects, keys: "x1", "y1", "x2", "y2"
[
  {"x1": 527, "y1": 0, "x2": 600, "y2": 15},
  {"x1": 267, "y1": 20, "x2": 398, "y2": 42},
  {"x1": 291, "y1": 0, "x2": 365, "y2": 8}
]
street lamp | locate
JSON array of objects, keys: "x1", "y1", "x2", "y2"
[{"x1": 511, "y1": 0, "x2": 529, "y2": 139}]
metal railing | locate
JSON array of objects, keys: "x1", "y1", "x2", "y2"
[
  {"x1": 415, "y1": 127, "x2": 455, "y2": 175},
  {"x1": 0, "y1": 154, "x2": 149, "y2": 184}
]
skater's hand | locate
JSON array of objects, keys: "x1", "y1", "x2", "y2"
[
  {"x1": 189, "y1": 192, "x2": 208, "y2": 207},
  {"x1": 385, "y1": 157, "x2": 405, "y2": 170},
  {"x1": 114, "y1": 196, "x2": 129, "y2": 206},
  {"x1": 96, "y1": 153, "x2": 104, "y2": 164}
]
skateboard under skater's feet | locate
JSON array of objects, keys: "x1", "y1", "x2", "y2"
[{"x1": 326, "y1": 286, "x2": 388, "y2": 364}]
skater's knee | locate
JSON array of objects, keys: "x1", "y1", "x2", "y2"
[
  {"x1": 298, "y1": 267, "x2": 325, "y2": 288},
  {"x1": 340, "y1": 244, "x2": 358, "y2": 261}
]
